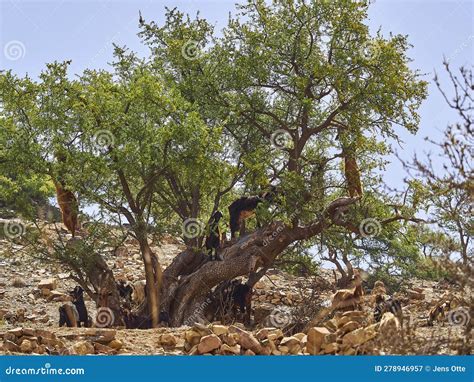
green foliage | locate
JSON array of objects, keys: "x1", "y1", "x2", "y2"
[{"x1": 0, "y1": 0, "x2": 431, "y2": 274}]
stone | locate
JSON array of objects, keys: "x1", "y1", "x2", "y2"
[
  {"x1": 229, "y1": 326, "x2": 262, "y2": 354},
  {"x1": 159, "y1": 334, "x2": 177, "y2": 348},
  {"x1": 221, "y1": 334, "x2": 238, "y2": 347},
  {"x1": 280, "y1": 336, "x2": 300, "y2": 348},
  {"x1": 211, "y1": 325, "x2": 228, "y2": 336},
  {"x1": 322, "y1": 342, "x2": 338, "y2": 354},
  {"x1": 324, "y1": 319, "x2": 338, "y2": 332},
  {"x1": 3, "y1": 340, "x2": 20, "y2": 352},
  {"x1": 379, "y1": 312, "x2": 400, "y2": 336},
  {"x1": 8, "y1": 327, "x2": 23, "y2": 337},
  {"x1": 185, "y1": 330, "x2": 202, "y2": 347},
  {"x1": 94, "y1": 343, "x2": 115, "y2": 354},
  {"x1": 192, "y1": 323, "x2": 212, "y2": 336},
  {"x1": 293, "y1": 332, "x2": 307, "y2": 343},
  {"x1": 20, "y1": 339, "x2": 35, "y2": 353},
  {"x1": 339, "y1": 321, "x2": 360, "y2": 335},
  {"x1": 408, "y1": 290, "x2": 425, "y2": 300},
  {"x1": 306, "y1": 327, "x2": 331, "y2": 355},
  {"x1": 4, "y1": 332, "x2": 18, "y2": 343},
  {"x1": 197, "y1": 334, "x2": 221, "y2": 354},
  {"x1": 108, "y1": 339, "x2": 123, "y2": 350},
  {"x1": 219, "y1": 343, "x2": 241, "y2": 355},
  {"x1": 47, "y1": 290, "x2": 69, "y2": 302},
  {"x1": 71, "y1": 341, "x2": 95, "y2": 355},
  {"x1": 342, "y1": 324, "x2": 378, "y2": 347},
  {"x1": 244, "y1": 349, "x2": 255, "y2": 355},
  {"x1": 38, "y1": 278, "x2": 56, "y2": 290}
]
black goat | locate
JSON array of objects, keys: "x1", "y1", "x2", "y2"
[
  {"x1": 213, "y1": 280, "x2": 253, "y2": 325},
  {"x1": 228, "y1": 186, "x2": 277, "y2": 238},
  {"x1": 205, "y1": 211, "x2": 223, "y2": 260},
  {"x1": 374, "y1": 294, "x2": 403, "y2": 327},
  {"x1": 116, "y1": 280, "x2": 134, "y2": 308},
  {"x1": 69, "y1": 286, "x2": 90, "y2": 327}
]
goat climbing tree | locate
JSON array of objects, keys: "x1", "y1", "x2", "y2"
[{"x1": 0, "y1": 0, "x2": 427, "y2": 327}]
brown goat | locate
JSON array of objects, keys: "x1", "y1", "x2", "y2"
[
  {"x1": 331, "y1": 272, "x2": 364, "y2": 311},
  {"x1": 53, "y1": 180, "x2": 79, "y2": 237}
]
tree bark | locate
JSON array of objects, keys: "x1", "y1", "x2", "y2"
[{"x1": 160, "y1": 197, "x2": 358, "y2": 326}]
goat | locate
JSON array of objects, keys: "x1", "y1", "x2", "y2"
[
  {"x1": 205, "y1": 211, "x2": 223, "y2": 261},
  {"x1": 330, "y1": 272, "x2": 364, "y2": 312},
  {"x1": 371, "y1": 280, "x2": 387, "y2": 296},
  {"x1": 116, "y1": 280, "x2": 133, "y2": 308},
  {"x1": 58, "y1": 302, "x2": 79, "y2": 327},
  {"x1": 212, "y1": 279, "x2": 253, "y2": 325},
  {"x1": 69, "y1": 286, "x2": 90, "y2": 327},
  {"x1": 344, "y1": 154, "x2": 363, "y2": 198},
  {"x1": 428, "y1": 300, "x2": 451, "y2": 326},
  {"x1": 53, "y1": 179, "x2": 79, "y2": 237},
  {"x1": 374, "y1": 294, "x2": 403, "y2": 328},
  {"x1": 228, "y1": 186, "x2": 277, "y2": 238}
]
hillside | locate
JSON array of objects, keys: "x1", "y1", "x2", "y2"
[{"x1": 0, "y1": 222, "x2": 470, "y2": 356}]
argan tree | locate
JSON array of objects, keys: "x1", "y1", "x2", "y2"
[{"x1": 0, "y1": 0, "x2": 428, "y2": 327}]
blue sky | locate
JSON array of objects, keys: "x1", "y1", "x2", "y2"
[{"x1": 1, "y1": 0, "x2": 473, "y2": 190}]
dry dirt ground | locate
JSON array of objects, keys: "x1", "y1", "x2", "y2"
[{"x1": 0, "y1": 234, "x2": 470, "y2": 355}]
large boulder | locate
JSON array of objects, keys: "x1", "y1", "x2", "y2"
[
  {"x1": 306, "y1": 327, "x2": 331, "y2": 355},
  {"x1": 197, "y1": 334, "x2": 221, "y2": 354}
]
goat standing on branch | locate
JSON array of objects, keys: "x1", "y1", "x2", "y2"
[
  {"x1": 205, "y1": 211, "x2": 223, "y2": 261},
  {"x1": 228, "y1": 186, "x2": 277, "y2": 239}
]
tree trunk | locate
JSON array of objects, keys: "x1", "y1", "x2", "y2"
[
  {"x1": 136, "y1": 230, "x2": 162, "y2": 328},
  {"x1": 158, "y1": 197, "x2": 357, "y2": 326}
]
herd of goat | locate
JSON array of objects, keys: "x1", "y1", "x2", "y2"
[{"x1": 58, "y1": 270, "x2": 456, "y2": 331}]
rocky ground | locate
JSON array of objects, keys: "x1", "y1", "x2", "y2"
[{"x1": 0, "y1": 229, "x2": 471, "y2": 355}]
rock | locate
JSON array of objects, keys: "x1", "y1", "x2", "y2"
[
  {"x1": 85, "y1": 329, "x2": 116, "y2": 343},
  {"x1": 293, "y1": 332, "x2": 306, "y2": 342},
  {"x1": 256, "y1": 327, "x2": 283, "y2": 341},
  {"x1": 159, "y1": 334, "x2": 177, "y2": 348},
  {"x1": 8, "y1": 327, "x2": 23, "y2": 337},
  {"x1": 219, "y1": 343, "x2": 241, "y2": 355},
  {"x1": 221, "y1": 334, "x2": 238, "y2": 347},
  {"x1": 306, "y1": 327, "x2": 331, "y2": 355},
  {"x1": 197, "y1": 334, "x2": 221, "y2": 354},
  {"x1": 4, "y1": 332, "x2": 18, "y2": 343},
  {"x1": 408, "y1": 290, "x2": 425, "y2": 300},
  {"x1": 324, "y1": 332, "x2": 337, "y2": 344},
  {"x1": 211, "y1": 325, "x2": 228, "y2": 336},
  {"x1": 379, "y1": 312, "x2": 400, "y2": 336},
  {"x1": 340, "y1": 310, "x2": 367, "y2": 324},
  {"x1": 229, "y1": 326, "x2": 262, "y2": 354},
  {"x1": 108, "y1": 339, "x2": 123, "y2": 350},
  {"x1": 280, "y1": 336, "x2": 300, "y2": 347},
  {"x1": 324, "y1": 319, "x2": 338, "y2": 332},
  {"x1": 71, "y1": 341, "x2": 95, "y2": 355},
  {"x1": 339, "y1": 321, "x2": 360, "y2": 335},
  {"x1": 11, "y1": 277, "x2": 26, "y2": 287},
  {"x1": 279, "y1": 345, "x2": 289, "y2": 354},
  {"x1": 3, "y1": 340, "x2": 20, "y2": 352},
  {"x1": 192, "y1": 323, "x2": 212, "y2": 337},
  {"x1": 20, "y1": 339, "x2": 35, "y2": 353},
  {"x1": 38, "y1": 278, "x2": 56, "y2": 290},
  {"x1": 94, "y1": 343, "x2": 115, "y2": 354},
  {"x1": 243, "y1": 349, "x2": 255, "y2": 355},
  {"x1": 47, "y1": 290, "x2": 69, "y2": 302},
  {"x1": 185, "y1": 330, "x2": 202, "y2": 347},
  {"x1": 321, "y1": 342, "x2": 338, "y2": 354},
  {"x1": 342, "y1": 324, "x2": 378, "y2": 347}
]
